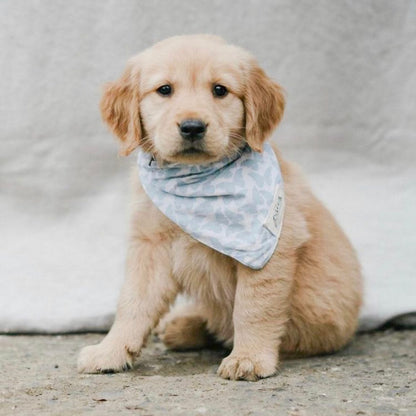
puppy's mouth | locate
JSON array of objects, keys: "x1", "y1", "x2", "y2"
[
  {"x1": 180, "y1": 147, "x2": 206, "y2": 155},
  {"x1": 175, "y1": 141, "x2": 210, "y2": 157},
  {"x1": 169, "y1": 142, "x2": 217, "y2": 164}
]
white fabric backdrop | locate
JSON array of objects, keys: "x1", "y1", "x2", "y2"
[{"x1": 1, "y1": 0, "x2": 415, "y2": 333}]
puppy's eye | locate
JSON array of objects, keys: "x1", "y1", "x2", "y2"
[
  {"x1": 213, "y1": 84, "x2": 228, "y2": 98},
  {"x1": 157, "y1": 84, "x2": 172, "y2": 96}
]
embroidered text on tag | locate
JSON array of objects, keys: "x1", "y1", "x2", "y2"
[{"x1": 264, "y1": 184, "x2": 285, "y2": 239}]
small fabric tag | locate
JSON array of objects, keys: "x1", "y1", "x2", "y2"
[{"x1": 264, "y1": 184, "x2": 285, "y2": 238}]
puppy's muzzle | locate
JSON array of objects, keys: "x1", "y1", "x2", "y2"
[{"x1": 179, "y1": 119, "x2": 206, "y2": 142}]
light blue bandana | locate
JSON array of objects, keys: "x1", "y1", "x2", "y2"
[{"x1": 137, "y1": 143, "x2": 285, "y2": 269}]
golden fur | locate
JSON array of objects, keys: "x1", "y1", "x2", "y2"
[{"x1": 78, "y1": 35, "x2": 362, "y2": 381}]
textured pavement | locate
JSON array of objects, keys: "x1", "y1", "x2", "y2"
[{"x1": 1, "y1": 330, "x2": 415, "y2": 416}]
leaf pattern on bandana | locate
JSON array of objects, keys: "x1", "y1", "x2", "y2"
[{"x1": 138, "y1": 143, "x2": 284, "y2": 269}]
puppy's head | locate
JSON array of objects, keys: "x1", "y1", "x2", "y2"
[{"x1": 101, "y1": 35, "x2": 285, "y2": 164}]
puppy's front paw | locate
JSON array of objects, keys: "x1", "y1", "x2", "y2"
[
  {"x1": 217, "y1": 353, "x2": 277, "y2": 381},
  {"x1": 77, "y1": 343, "x2": 134, "y2": 374}
]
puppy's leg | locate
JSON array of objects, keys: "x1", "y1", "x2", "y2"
[
  {"x1": 217, "y1": 254, "x2": 294, "y2": 381},
  {"x1": 78, "y1": 241, "x2": 177, "y2": 373}
]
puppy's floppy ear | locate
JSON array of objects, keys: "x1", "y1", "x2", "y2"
[
  {"x1": 244, "y1": 62, "x2": 285, "y2": 152},
  {"x1": 100, "y1": 65, "x2": 142, "y2": 156}
]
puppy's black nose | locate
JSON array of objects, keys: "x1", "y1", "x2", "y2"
[{"x1": 179, "y1": 119, "x2": 206, "y2": 141}]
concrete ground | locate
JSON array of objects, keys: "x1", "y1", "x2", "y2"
[{"x1": 1, "y1": 330, "x2": 415, "y2": 416}]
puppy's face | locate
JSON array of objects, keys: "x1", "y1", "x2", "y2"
[
  {"x1": 101, "y1": 35, "x2": 285, "y2": 164},
  {"x1": 138, "y1": 38, "x2": 246, "y2": 164}
]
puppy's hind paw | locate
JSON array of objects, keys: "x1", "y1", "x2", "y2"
[
  {"x1": 77, "y1": 343, "x2": 134, "y2": 374},
  {"x1": 158, "y1": 315, "x2": 210, "y2": 350}
]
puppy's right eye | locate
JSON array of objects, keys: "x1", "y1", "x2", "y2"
[{"x1": 157, "y1": 84, "x2": 172, "y2": 96}]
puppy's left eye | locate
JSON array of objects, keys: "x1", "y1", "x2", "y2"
[
  {"x1": 213, "y1": 84, "x2": 228, "y2": 98},
  {"x1": 157, "y1": 84, "x2": 172, "y2": 96}
]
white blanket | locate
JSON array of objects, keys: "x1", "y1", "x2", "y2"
[{"x1": 1, "y1": 0, "x2": 415, "y2": 332}]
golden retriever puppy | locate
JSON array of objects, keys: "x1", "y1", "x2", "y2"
[{"x1": 78, "y1": 34, "x2": 362, "y2": 381}]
